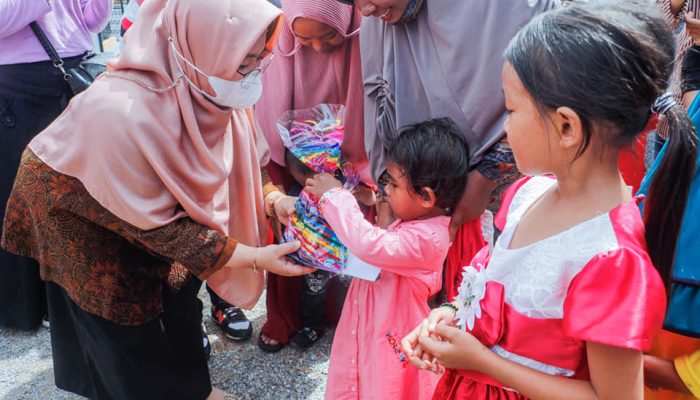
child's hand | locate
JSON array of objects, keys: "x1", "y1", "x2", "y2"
[
  {"x1": 273, "y1": 195, "x2": 297, "y2": 225},
  {"x1": 685, "y1": 12, "x2": 700, "y2": 45},
  {"x1": 402, "y1": 320, "x2": 443, "y2": 373},
  {"x1": 401, "y1": 307, "x2": 458, "y2": 373},
  {"x1": 351, "y1": 183, "x2": 377, "y2": 206},
  {"x1": 427, "y1": 305, "x2": 458, "y2": 331},
  {"x1": 375, "y1": 200, "x2": 395, "y2": 229},
  {"x1": 401, "y1": 320, "x2": 423, "y2": 361},
  {"x1": 643, "y1": 355, "x2": 692, "y2": 394},
  {"x1": 305, "y1": 173, "x2": 342, "y2": 199},
  {"x1": 417, "y1": 324, "x2": 491, "y2": 372}
]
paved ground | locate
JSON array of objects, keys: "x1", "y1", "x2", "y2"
[{"x1": 0, "y1": 287, "x2": 333, "y2": 400}]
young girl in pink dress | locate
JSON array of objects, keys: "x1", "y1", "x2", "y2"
[
  {"x1": 303, "y1": 118, "x2": 470, "y2": 400},
  {"x1": 401, "y1": 1, "x2": 699, "y2": 399}
]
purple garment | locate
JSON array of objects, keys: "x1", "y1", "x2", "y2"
[
  {"x1": 0, "y1": 0, "x2": 112, "y2": 65},
  {"x1": 359, "y1": 0, "x2": 560, "y2": 181}
]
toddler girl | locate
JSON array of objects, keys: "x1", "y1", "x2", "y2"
[
  {"x1": 402, "y1": 1, "x2": 698, "y2": 399},
  {"x1": 304, "y1": 117, "x2": 470, "y2": 400}
]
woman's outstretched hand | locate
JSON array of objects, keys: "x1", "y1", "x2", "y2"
[{"x1": 226, "y1": 242, "x2": 315, "y2": 276}]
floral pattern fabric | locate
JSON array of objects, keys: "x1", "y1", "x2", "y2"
[
  {"x1": 1, "y1": 150, "x2": 236, "y2": 325},
  {"x1": 476, "y1": 139, "x2": 521, "y2": 212}
]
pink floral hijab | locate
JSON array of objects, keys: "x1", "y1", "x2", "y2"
[{"x1": 255, "y1": 0, "x2": 368, "y2": 181}]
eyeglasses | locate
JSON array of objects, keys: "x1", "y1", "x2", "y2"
[{"x1": 237, "y1": 52, "x2": 275, "y2": 78}]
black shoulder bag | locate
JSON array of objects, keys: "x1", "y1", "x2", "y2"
[{"x1": 29, "y1": 21, "x2": 107, "y2": 96}]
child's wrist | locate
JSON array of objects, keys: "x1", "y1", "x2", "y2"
[
  {"x1": 317, "y1": 187, "x2": 344, "y2": 213},
  {"x1": 472, "y1": 343, "x2": 498, "y2": 375},
  {"x1": 439, "y1": 302, "x2": 459, "y2": 315}
]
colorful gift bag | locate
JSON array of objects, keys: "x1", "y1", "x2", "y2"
[{"x1": 278, "y1": 104, "x2": 358, "y2": 272}]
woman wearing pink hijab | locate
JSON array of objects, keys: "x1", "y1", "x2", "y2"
[
  {"x1": 0, "y1": 0, "x2": 309, "y2": 398},
  {"x1": 254, "y1": 0, "x2": 367, "y2": 352}
]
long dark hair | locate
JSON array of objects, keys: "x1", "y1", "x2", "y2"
[{"x1": 504, "y1": 0, "x2": 698, "y2": 290}]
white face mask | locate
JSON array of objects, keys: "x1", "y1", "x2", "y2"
[{"x1": 169, "y1": 37, "x2": 264, "y2": 109}]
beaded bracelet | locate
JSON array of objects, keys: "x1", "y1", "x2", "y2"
[
  {"x1": 265, "y1": 192, "x2": 285, "y2": 217},
  {"x1": 439, "y1": 302, "x2": 458, "y2": 314}
]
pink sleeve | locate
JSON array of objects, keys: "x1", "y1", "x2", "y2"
[
  {"x1": 80, "y1": 0, "x2": 112, "y2": 32},
  {"x1": 563, "y1": 247, "x2": 667, "y2": 351},
  {"x1": 319, "y1": 188, "x2": 446, "y2": 276},
  {"x1": 468, "y1": 245, "x2": 491, "y2": 270},
  {"x1": 0, "y1": 0, "x2": 51, "y2": 39}
]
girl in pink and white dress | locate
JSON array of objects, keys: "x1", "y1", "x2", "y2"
[{"x1": 401, "y1": 1, "x2": 699, "y2": 399}]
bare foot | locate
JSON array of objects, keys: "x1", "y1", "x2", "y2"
[{"x1": 260, "y1": 333, "x2": 279, "y2": 346}]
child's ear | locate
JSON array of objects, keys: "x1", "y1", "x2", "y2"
[
  {"x1": 553, "y1": 106, "x2": 583, "y2": 152},
  {"x1": 420, "y1": 187, "x2": 437, "y2": 208}
]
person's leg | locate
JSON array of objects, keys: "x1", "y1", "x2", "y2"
[
  {"x1": 0, "y1": 252, "x2": 45, "y2": 330},
  {"x1": 160, "y1": 279, "x2": 212, "y2": 397},
  {"x1": 324, "y1": 273, "x2": 351, "y2": 324},
  {"x1": 46, "y1": 281, "x2": 98, "y2": 398},
  {"x1": 207, "y1": 284, "x2": 252, "y2": 341},
  {"x1": 259, "y1": 163, "x2": 304, "y2": 348},
  {"x1": 259, "y1": 273, "x2": 303, "y2": 350},
  {"x1": 291, "y1": 270, "x2": 332, "y2": 350},
  {"x1": 299, "y1": 271, "x2": 331, "y2": 329},
  {"x1": 0, "y1": 63, "x2": 65, "y2": 330},
  {"x1": 47, "y1": 279, "x2": 212, "y2": 400}
]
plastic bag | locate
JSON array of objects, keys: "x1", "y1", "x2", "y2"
[
  {"x1": 277, "y1": 104, "x2": 358, "y2": 183},
  {"x1": 277, "y1": 104, "x2": 358, "y2": 272}
]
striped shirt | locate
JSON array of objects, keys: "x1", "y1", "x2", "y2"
[{"x1": 656, "y1": 0, "x2": 699, "y2": 136}]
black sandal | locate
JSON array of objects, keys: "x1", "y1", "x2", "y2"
[
  {"x1": 258, "y1": 331, "x2": 284, "y2": 353},
  {"x1": 290, "y1": 326, "x2": 324, "y2": 351}
]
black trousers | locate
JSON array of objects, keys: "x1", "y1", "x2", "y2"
[
  {"x1": 47, "y1": 279, "x2": 211, "y2": 400},
  {"x1": 0, "y1": 57, "x2": 81, "y2": 330},
  {"x1": 300, "y1": 270, "x2": 333, "y2": 329}
]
